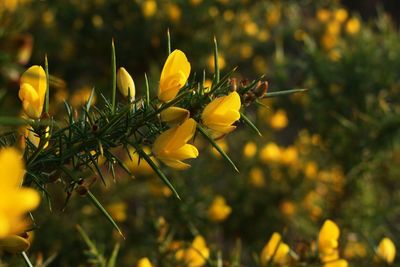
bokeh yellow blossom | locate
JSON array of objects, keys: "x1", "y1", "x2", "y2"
[
  {"x1": 376, "y1": 237, "x2": 396, "y2": 264},
  {"x1": 260, "y1": 232, "x2": 290, "y2": 266},
  {"x1": 207, "y1": 195, "x2": 231, "y2": 222},
  {"x1": 269, "y1": 109, "x2": 288, "y2": 130},
  {"x1": 0, "y1": 148, "x2": 40, "y2": 238},
  {"x1": 176, "y1": 235, "x2": 210, "y2": 267},
  {"x1": 137, "y1": 257, "x2": 153, "y2": 267}
]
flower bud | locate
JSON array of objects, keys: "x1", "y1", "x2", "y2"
[
  {"x1": 117, "y1": 67, "x2": 135, "y2": 101},
  {"x1": 0, "y1": 235, "x2": 30, "y2": 253}
]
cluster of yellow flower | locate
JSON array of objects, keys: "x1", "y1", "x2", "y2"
[{"x1": 261, "y1": 219, "x2": 396, "y2": 267}]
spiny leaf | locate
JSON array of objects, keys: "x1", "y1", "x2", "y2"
[
  {"x1": 111, "y1": 39, "x2": 117, "y2": 114},
  {"x1": 240, "y1": 112, "x2": 262, "y2": 136},
  {"x1": 263, "y1": 88, "x2": 308, "y2": 98},
  {"x1": 86, "y1": 191, "x2": 125, "y2": 238},
  {"x1": 197, "y1": 124, "x2": 239, "y2": 173}
]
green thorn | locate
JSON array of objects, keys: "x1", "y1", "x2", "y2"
[
  {"x1": 213, "y1": 36, "x2": 220, "y2": 83},
  {"x1": 167, "y1": 28, "x2": 171, "y2": 55},
  {"x1": 197, "y1": 124, "x2": 239, "y2": 173},
  {"x1": 240, "y1": 112, "x2": 262, "y2": 137},
  {"x1": 133, "y1": 143, "x2": 181, "y2": 200},
  {"x1": 263, "y1": 88, "x2": 308, "y2": 98},
  {"x1": 111, "y1": 39, "x2": 117, "y2": 114},
  {"x1": 21, "y1": 252, "x2": 33, "y2": 267},
  {"x1": 144, "y1": 73, "x2": 150, "y2": 109},
  {"x1": 86, "y1": 191, "x2": 125, "y2": 238},
  {"x1": 44, "y1": 54, "x2": 50, "y2": 114}
]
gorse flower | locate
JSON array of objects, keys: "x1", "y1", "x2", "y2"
[
  {"x1": 160, "y1": 106, "x2": 190, "y2": 125},
  {"x1": 158, "y1": 49, "x2": 190, "y2": 102},
  {"x1": 18, "y1": 65, "x2": 47, "y2": 119},
  {"x1": 152, "y1": 118, "x2": 198, "y2": 170},
  {"x1": 318, "y1": 219, "x2": 348, "y2": 266},
  {"x1": 175, "y1": 235, "x2": 210, "y2": 267},
  {"x1": 207, "y1": 195, "x2": 232, "y2": 222},
  {"x1": 376, "y1": 237, "x2": 396, "y2": 264},
  {"x1": 201, "y1": 91, "x2": 241, "y2": 138},
  {"x1": 0, "y1": 234, "x2": 30, "y2": 253},
  {"x1": 0, "y1": 148, "x2": 40, "y2": 238},
  {"x1": 117, "y1": 67, "x2": 135, "y2": 101},
  {"x1": 260, "y1": 232, "x2": 290, "y2": 266}
]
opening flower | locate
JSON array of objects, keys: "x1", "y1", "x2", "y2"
[
  {"x1": 152, "y1": 118, "x2": 198, "y2": 170},
  {"x1": 18, "y1": 65, "x2": 47, "y2": 119},
  {"x1": 201, "y1": 91, "x2": 241, "y2": 138},
  {"x1": 0, "y1": 148, "x2": 40, "y2": 238},
  {"x1": 158, "y1": 49, "x2": 191, "y2": 102}
]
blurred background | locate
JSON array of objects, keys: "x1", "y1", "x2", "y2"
[{"x1": 1, "y1": 0, "x2": 400, "y2": 266}]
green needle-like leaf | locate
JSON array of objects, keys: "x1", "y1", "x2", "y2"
[
  {"x1": 263, "y1": 88, "x2": 308, "y2": 98},
  {"x1": 86, "y1": 191, "x2": 125, "y2": 238},
  {"x1": 240, "y1": 112, "x2": 262, "y2": 136},
  {"x1": 144, "y1": 73, "x2": 150, "y2": 109},
  {"x1": 167, "y1": 29, "x2": 171, "y2": 55},
  {"x1": 111, "y1": 39, "x2": 117, "y2": 114},
  {"x1": 213, "y1": 36, "x2": 220, "y2": 83},
  {"x1": 197, "y1": 124, "x2": 239, "y2": 173},
  {"x1": 132, "y1": 143, "x2": 181, "y2": 200},
  {"x1": 44, "y1": 54, "x2": 50, "y2": 114}
]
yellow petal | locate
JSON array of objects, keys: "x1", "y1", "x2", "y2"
[
  {"x1": 0, "y1": 148, "x2": 25, "y2": 188},
  {"x1": 319, "y1": 220, "x2": 340, "y2": 244},
  {"x1": 19, "y1": 65, "x2": 46, "y2": 119},
  {"x1": 137, "y1": 257, "x2": 153, "y2": 267},
  {"x1": 160, "y1": 159, "x2": 191, "y2": 170},
  {"x1": 323, "y1": 259, "x2": 348, "y2": 267}
]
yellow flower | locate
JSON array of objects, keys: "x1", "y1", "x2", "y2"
[
  {"x1": 259, "y1": 142, "x2": 282, "y2": 164},
  {"x1": 201, "y1": 91, "x2": 241, "y2": 138},
  {"x1": 376, "y1": 237, "x2": 396, "y2": 264},
  {"x1": 346, "y1": 18, "x2": 360, "y2": 35},
  {"x1": 323, "y1": 259, "x2": 348, "y2": 267},
  {"x1": 152, "y1": 118, "x2": 198, "y2": 170},
  {"x1": 318, "y1": 220, "x2": 340, "y2": 262},
  {"x1": 18, "y1": 65, "x2": 47, "y2": 119},
  {"x1": 249, "y1": 167, "x2": 265, "y2": 187},
  {"x1": 158, "y1": 50, "x2": 191, "y2": 102},
  {"x1": 70, "y1": 86, "x2": 96, "y2": 108},
  {"x1": 207, "y1": 196, "x2": 231, "y2": 222},
  {"x1": 0, "y1": 234, "x2": 30, "y2": 253},
  {"x1": 281, "y1": 146, "x2": 298, "y2": 165},
  {"x1": 334, "y1": 8, "x2": 348, "y2": 23},
  {"x1": 141, "y1": 0, "x2": 157, "y2": 18},
  {"x1": 260, "y1": 232, "x2": 290, "y2": 266},
  {"x1": 137, "y1": 257, "x2": 153, "y2": 267},
  {"x1": 106, "y1": 201, "x2": 127, "y2": 223},
  {"x1": 0, "y1": 148, "x2": 40, "y2": 238},
  {"x1": 243, "y1": 141, "x2": 257, "y2": 158},
  {"x1": 167, "y1": 3, "x2": 181, "y2": 22},
  {"x1": 269, "y1": 109, "x2": 288, "y2": 130},
  {"x1": 176, "y1": 235, "x2": 210, "y2": 267},
  {"x1": 207, "y1": 54, "x2": 226, "y2": 72},
  {"x1": 117, "y1": 67, "x2": 135, "y2": 101},
  {"x1": 160, "y1": 107, "x2": 190, "y2": 125},
  {"x1": 317, "y1": 8, "x2": 331, "y2": 23}
]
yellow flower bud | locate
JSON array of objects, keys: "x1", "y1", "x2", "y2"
[
  {"x1": 260, "y1": 232, "x2": 290, "y2": 266},
  {"x1": 160, "y1": 107, "x2": 190, "y2": 125},
  {"x1": 376, "y1": 237, "x2": 396, "y2": 264},
  {"x1": 158, "y1": 50, "x2": 191, "y2": 102},
  {"x1": 18, "y1": 65, "x2": 47, "y2": 119},
  {"x1": 117, "y1": 67, "x2": 135, "y2": 101},
  {"x1": 0, "y1": 235, "x2": 30, "y2": 253}
]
